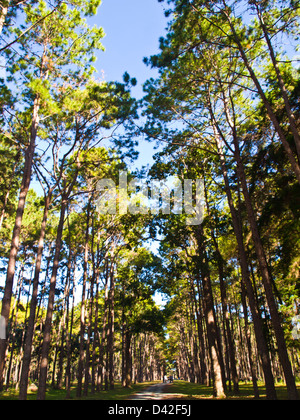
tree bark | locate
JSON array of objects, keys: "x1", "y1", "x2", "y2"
[
  {"x1": 0, "y1": 151, "x2": 21, "y2": 232},
  {"x1": 91, "y1": 228, "x2": 101, "y2": 394},
  {"x1": 19, "y1": 191, "x2": 52, "y2": 400},
  {"x1": 195, "y1": 225, "x2": 226, "y2": 398},
  {"x1": 203, "y1": 173, "x2": 239, "y2": 394},
  {"x1": 0, "y1": 94, "x2": 40, "y2": 391},
  {"x1": 222, "y1": 83, "x2": 298, "y2": 397},
  {"x1": 217, "y1": 247, "x2": 239, "y2": 394},
  {"x1": 65, "y1": 250, "x2": 75, "y2": 399},
  {"x1": 77, "y1": 199, "x2": 91, "y2": 398},
  {"x1": 98, "y1": 262, "x2": 109, "y2": 391},
  {"x1": 36, "y1": 193, "x2": 68, "y2": 400},
  {"x1": 108, "y1": 261, "x2": 115, "y2": 390},
  {"x1": 208, "y1": 113, "x2": 277, "y2": 399},
  {"x1": 241, "y1": 281, "x2": 260, "y2": 399},
  {"x1": 191, "y1": 276, "x2": 208, "y2": 385},
  {"x1": 233, "y1": 136, "x2": 299, "y2": 400},
  {"x1": 124, "y1": 330, "x2": 132, "y2": 388}
]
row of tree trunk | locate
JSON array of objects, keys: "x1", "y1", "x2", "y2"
[
  {"x1": 0, "y1": 207, "x2": 165, "y2": 398},
  {"x1": 172, "y1": 268, "x2": 300, "y2": 399}
]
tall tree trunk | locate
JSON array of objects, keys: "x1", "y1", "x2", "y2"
[
  {"x1": 84, "y1": 243, "x2": 95, "y2": 396},
  {"x1": 195, "y1": 225, "x2": 226, "y2": 398},
  {"x1": 208, "y1": 109, "x2": 277, "y2": 399},
  {"x1": 0, "y1": 151, "x2": 21, "y2": 232},
  {"x1": 65, "y1": 250, "x2": 74, "y2": 399},
  {"x1": 121, "y1": 290, "x2": 126, "y2": 387},
  {"x1": 124, "y1": 330, "x2": 132, "y2": 388},
  {"x1": 56, "y1": 268, "x2": 69, "y2": 390},
  {"x1": 19, "y1": 191, "x2": 52, "y2": 400},
  {"x1": 108, "y1": 261, "x2": 115, "y2": 390},
  {"x1": 222, "y1": 81, "x2": 298, "y2": 397},
  {"x1": 37, "y1": 193, "x2": 68, "y2": 400},
  {"x1": 77, "y1": 199, "x2": 91, "y2": 398},
  {"x1": 0, "y1": 94, "x2": 40, "y2": 391},
  {"x1": 98, "y1": 261, "x2": 109, "y2": 391},
  {"x1": 5, "y1": 266, "x2": 24, "y2": 388},
  {"x1": 91, "y1": 228, "x2": 101, "y2": 394},
  {"x1": 241, "y1": 281, "x2": 260, "y2": 399},
  {"x1": 203, "y1": 173, "x2": 239, "y2": 394},
  {"x1": 91, "y1": 275, "x2": 99, "y2": 394},
  {"x1": 190, "y1": 276, "x2": 208, "y2": 385},
  {"x1": 233, "y1": 136, "x2": 299, "y2": 400},
  {"x1": 217, "y1": 248, "x2": 239, "y2": 394}
]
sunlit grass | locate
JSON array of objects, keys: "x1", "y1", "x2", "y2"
[
  {"x1": 1, "y1": 379, "x2": 299, "y2": 400},
  {"x1": 0, "y1": 381, "x2": 159, "y2": 400},
  {"x1": 167, "y1": 380, "x2": 300, "y2": 400}
]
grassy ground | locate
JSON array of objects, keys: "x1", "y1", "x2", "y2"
[
  {"x1": 1, "y1": 380, "x2": 299, "y2": 400},
  {"x1": 166, "y1": 380, "x2": 300, "y2": 400},
  {"x1": 0, "y1": 381, "x2": 159, "y2": 400}
]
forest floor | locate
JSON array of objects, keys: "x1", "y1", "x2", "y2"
[
  {"x1": 160, "y1": 380, "x2": 300, "y2": 400},
  {"x1": 0, "y1": 380, "x2": 299, "y2": 400},
  {"x1": 129, "y1": 382, "x2": 186, "y2": 400}
]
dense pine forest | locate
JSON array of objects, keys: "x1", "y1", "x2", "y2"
[{"x1": 0, "y1": 0, "x2": 299, "y2": 401}]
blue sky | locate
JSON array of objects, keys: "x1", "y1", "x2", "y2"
[
  {"x1": 88, "y1": 0, "x2": 169, "y2": 170},
  {"x1": 91, "y1": 0, "x2": 168, "y2": 97}
]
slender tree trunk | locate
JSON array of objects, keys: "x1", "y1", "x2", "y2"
[
  {"x1": 195, "y1": 225, "x2": 226, "y2": 398},
  {"x1": 91, "y1": 228, "x2": 101, "y2": 394},
  {"x1": 56, "y1": 269, "x2": 69, "y2": 390},
  {"x1": 14, "y1": 273, "x2": 32, "y2": 389},
  {"x1": 124, "y1": 330, "x2": 132, "y2": 388},
  {"x1": 51, "y1": 311, "x2": 63, "y2": 388},
  {"x1": 77, "y1": 200, "x2": 91, "y2": 398},
  {"x1": 241, "y1": 281, "x2": 260, "y2": 398},
  {"x1": 191, "y1": 277, "x2": 208, "y2": 384},
  {"x1": 91, "y1": 275, "x2": 99, "y2": 394},
  {"x1": 37, "y1": 193, "x2": 68, "y2": 400},
  {"x1": 65, "y1": 251, "x2": 74, "y2": 399},
  {"x1": 98, "y1": 262, "x2": 109, "y2": 391},
  {"x1": 203, "y1": 174, "x2": 239, "y2": 394},
  {"x1": 84, "y1": 237, "x2": 96, "y2": 396},
  {"x1": 108, "y1": 262, "x2": 115, "y2": 390},
  {"x1": 0, "y1": 152, "x2": 21, "y2": 232},
  {"x1": 121, "y1": 292, "x2": 126, "y2": 387},
  {"x1": 6, "y1": 267, "x2": 24, "y2": 388},
  {"x1": 19, "y1": 192, "x2": 52, "y2": 400},
  {"x1": 208, "y1": 109, "x2": 277, "y2": 399},
  {"x1": 233, "y1": 136, "x2": 299, "y2": 400},
  {"x1": 222, "y1": 82, "x2": 298, "y2": 397},
  {"x1": 0, "y1": 95, "x2": 40, "y2": 390},
  {"x1": 217, "y1": 251, "x2": 239, "y2": 394}
]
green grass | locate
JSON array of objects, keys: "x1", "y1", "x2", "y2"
[
  {"x1": 166, "y1": 380, "x2": 300, "y2": 400},
  {"x1": 0, "y1": 381, "x2": 159, "y2": 401},
  {"x1": 1, "y1": 380, "x2": 299, "y2": 400}
]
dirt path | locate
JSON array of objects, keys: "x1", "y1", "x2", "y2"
[{"x1": 130, "y1": 383, "x2": 185, "y2": 400}]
